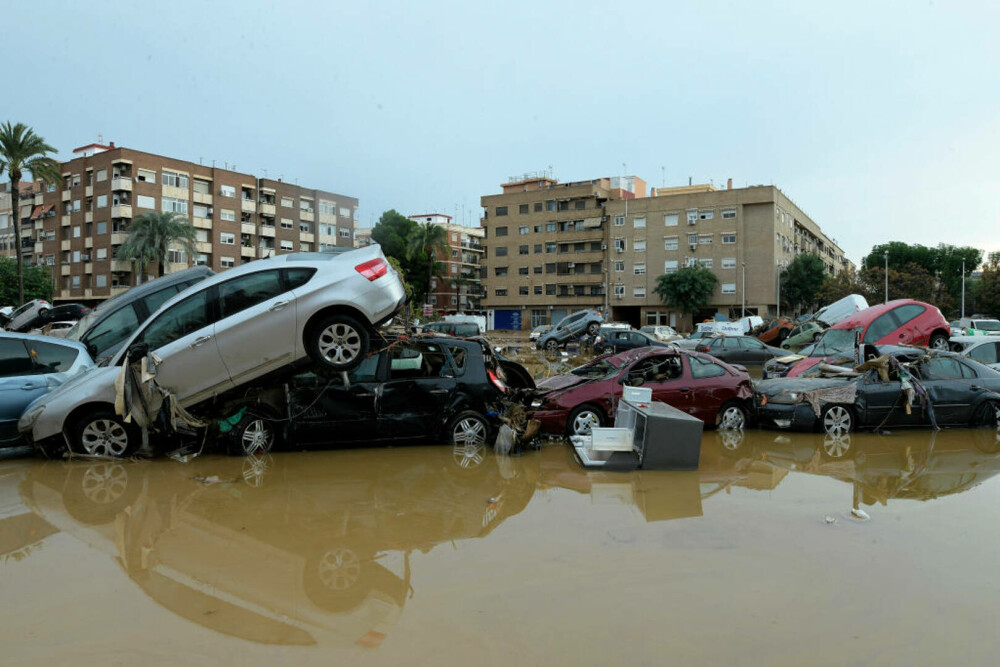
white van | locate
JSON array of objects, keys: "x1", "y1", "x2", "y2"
[{"x1": 814, "y1": 294, "x2": 869, "y2": 328}]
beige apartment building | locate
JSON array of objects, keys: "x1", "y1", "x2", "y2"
[
  {"x1": 0, "y1": 141, "x2": 357, "y2": 304},
  {"x1": 480, "y1": 174, "x2": 851, "y2": 331}
]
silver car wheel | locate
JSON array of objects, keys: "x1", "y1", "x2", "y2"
[
  {"x1": 930, "y1": 335, "x2": 949, "y2": 351},
  {"x1": 822, "y1": 406, "x2": 852, "y2": 436},
  {"x1": 572, "y1": 410, "x2": 601, "y2": 436},
  {"x1": 545, "y1": 339, "x2": 559, "y2": 352},
  {"x1": 81, "y1": 463, "x2": 128, "y2": 504},
  {"x1": 823, "y1": 434, "x2": 852, "y2": 458},
  {"x1": 80, "y1": 419, "x2": 131, "y2": 457},
  {"x1": 453, "y1": 417, "x2": 487, "y2": 448},
  {"x1": 317, "y1": 548, "x2": 362, "y2": 591},
  {"x1": 240, "y1": 419, "x2": 274, "y2": 456},
  {"x1": 453, "y1": 440, "x2": 486, "y2": 468},
  {"x1": 719, "y1": 405, "x2": 746, "y2": 430},
  {"x1": 318, "y1": 322, "x2": 363, "y2": 366}
]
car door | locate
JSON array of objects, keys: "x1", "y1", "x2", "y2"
[
  {"x1": 683, "y1": 354, "x2": 734, "y2": 422},
  {"x1": 133, "y1": 287, "x2": 232, "y2": 405},
  {"x1": 627, "y1": 353, "x2": 692, "y2": 413},
  {"x1": 968, "y1": 341, "x2": 1000, "y2": 368},
  {"x1": 917, "y1": 356, "x2": 979, "y2": 426},
  {"x1": 857, "y1": 367, "x2": 925, "y2": 429},
  {"x1": 739, "y1": 337, "x2": 771, "y2": 363},
  {"x1": 0, "y1": 339, "x2": 46, "y2": 438},
  {"x1": 212, "y1": 268, "x2": 304, "y2": 385},
  {"x1": 287, "y1": 352, "x2": 382, "y2": 444},
  {"x1": 378, "y1": 341, "x2": 457, "y2": 439},
  {"x1": 890, "y1": 304, "x2": 928, "y2": 343},
  {"x1": 611, "y1": 331, "x2": 632, "y2": 352}
]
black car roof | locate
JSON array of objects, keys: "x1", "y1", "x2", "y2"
[{"x1": 89, "y1": 266, "x2": 214, "y2": 315}]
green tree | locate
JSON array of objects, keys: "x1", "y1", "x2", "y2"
[
  {"x1": 0, "y1": 122, "x2": 61, "y2": 306},
  {"x1": 654, "y1": 266, "x2": 719, "y2": 316},
  {"x1": 370, "y1": 209, "x2": 418, "y2": 262},
  {"x1": 115, "y1": 210, "x2": 196, "y2": 281},
  {"x1": 407, "y1": 222, "x2": 450, "y2": 304},
  {"x1": 780, "y1": 253, "x2": 827, "y2": 312},
  {"x1": 862, "y1": 241, "x2": 981, "y2": 308},
  {"x1": 817, "y1": 268, "x2": 866, "y2": 306},
  {"x1": 0, "y1": 256, "x2": 53, "y2": 304},
  {"x1": 974, "y1": 252, "x2": 1000, "y2": 318}
]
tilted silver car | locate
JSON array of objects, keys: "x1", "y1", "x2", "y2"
[
  {"x1": 19, "y1": 246, "x2": 406, "y2": 457},
  {"x1": 536, "y1": 309, "x2": 604, "y2": 351}
]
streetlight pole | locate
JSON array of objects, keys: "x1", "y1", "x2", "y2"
[
  {"x1": 961, "y1": 259, "x2": 966, "y2": 318},
  {"x1": 776, "y1": 265, "x2": 781, "y2": 320},
  {"x1": 883, "y1": 251, "x2": 889, "y2": 303},
  {"x1": 741, "y1": 261, "x2": 746, "y2": 318}
]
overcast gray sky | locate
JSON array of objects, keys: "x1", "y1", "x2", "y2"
[{"x1": 7, "y1": 0, "x2": 998, "y2": 265}]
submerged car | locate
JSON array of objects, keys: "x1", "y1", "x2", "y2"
[
  {"x1": 755, "y1": 350, "x2": 1000, "y2": 435},
  {"x1": 20, "y1": 247, "x2": 407, "y2": 457},
  {"x1": 530, "y1": 346, "x2": 753, "y2": 436},
  {"x1": 0, "y1": 333, "x2": 94, "y2": 446},
  {"x1": 536, "y1": 309, "x2": 604, "y2": 351},
  {"x1": 593, "y1": 328, "x2": 668, "y2": 355}
]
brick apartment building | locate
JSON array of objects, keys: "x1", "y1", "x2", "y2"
[
  {"x1": 480, "y1": 173, "x2": 852, "y2": 331},
  {"x1": 0, "y1": 141, "x2": 357, "y2": 304}
]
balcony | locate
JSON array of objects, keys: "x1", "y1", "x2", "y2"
[
  {"x1": 85, "y1": 185, "x2": 93, "y2": 197},
  {"x1": 241, "y1": 245, "x2": 256, "y2": 258},
  {"x1": 259, "y1": 202, "x2": 276, "y2": 216},
  {"x1": 196, "y1": 241, "x2": 213, "y2": 254},
  {"x1": 34, "y1": 193, "x2": 44, "y2": 205},
  {"x1": 60, "y1": 240, "x2": 71, "y2": 251},
  {"x1": 299, "y1": 231, "x2": 315, "y2": 243},
  {"x1": 61, "y1": 190, "x2": 70, "y2": 202},
  {"x1": 34, "y1": 242, "x2": 43, "y2": 253},
  {"x1": 300, "y1": 210, "x2": 314, "y2": 222},
  {"x1": 111, "y1": 232, "x2": 128, "y2": 245},
  {"x1": 241, "y1": 199, "x2": 256, "y2": 213},
  {"x1": 318, "y1": 211, "x2": 336, "y2": 224},
  {"x1": 84, "y1": 237, "x2": 93, "y2": 249},
  {"x1": 193, "y1": 191, "x2": 213, "y2": 205},
  {"x1": 112, "y1": 204, "x2": 132, "y2": 218},
  {"x1": 61, "y1": 215, "x2": 71, "y2": 227},
  {"x1": 241, "y1": 222, "x2": 256, "y2": 235},
  {"x1": 111, "y1": 260, "x2": 131, "y2": 272},
  {"x1": 162, "y1": 185, "x2": 188, "y2": 200},
  {"x1": 84, "y1": 262, "x2": 93, "y2": 274},
  {"x1": 85, "y1": 211, "x2": 93, "y2": 223},
  {"x1": 111, "y1": 176, "x2": 132, "y2": 192},
  {"x1": 60, "y1": 264, "x2": 71, "y2": 276},
  {"x1": 192, "y1": 217, "x2": 213, "y2": 230},
  {"x1": 111, "y1": 286, "x2": 130, "y2": 296},
  {"x1": 259, "y1": 225, "x2": 275, "y2": 238}
]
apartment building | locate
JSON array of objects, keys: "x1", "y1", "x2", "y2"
[
  {"x1": 407, "y1": 214, "x2": 485, "y2": 314},
  {"x1": 481, "y1": 174, "x2": 851, "y2": 331},
  {"x1": 0, "y1": 141, "x2": 357, "y2": 304}
]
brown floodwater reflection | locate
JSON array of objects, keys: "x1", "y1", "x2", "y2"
[{"x1": 3, "y1": 428, "x2": 1000, "y2": 664}]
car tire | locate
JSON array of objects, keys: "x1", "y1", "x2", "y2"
[
  {"x1": 716, "y1": 401, "x2": 748, "y2": 430},
  {"x1": 71, "y1": 409, "x2": 140, "y2": 458},
  {"x1": 929, "y1": 333, "x2": 949, "y2": 351},
  {"x1": 544, "y1": 339, "x2": 559, "y2": 352},
  {"x1": 586, "y1": 322, "x2": 600, "y2": 336},
  {"x1": 308, "y1": 314, "x2": 370, "y2": 372},
  {"x1": 567, "y1": 404, "x2": 605, "y2": 437},
  {"x1": 820, "y1": 404, "x2": 854, "y2": 436},
  {"x1": 226, "y1": 407, "x2": 281, "y2": 456},
  {"x1": 448, "y1": 410, "x2": 491, "y2": 449}
]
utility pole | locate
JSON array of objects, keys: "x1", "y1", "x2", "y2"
[
  {"x1": 741, "y1": 262, "x2": 746, "y2": 318},
  {"x1": 961, "y1": 259, "x2": 966, "y2": 318},
  {"x1": 883, "y1": 251, "x2": 889, "y2": 303}
]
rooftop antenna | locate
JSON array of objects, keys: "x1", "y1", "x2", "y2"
[
  {"x1": 212, "y1": 159, "x2": 216, "y2": 168},
  {"x1": 97, "y1": 133, "x2": 103, "y2": 144},
  {"x1": 661, "y1": 166, "x2": 665, "y2": 187}
]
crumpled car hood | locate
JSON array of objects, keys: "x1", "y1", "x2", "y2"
[{"x1": 754, "y1": 376, "x2": 855, "y2": 397}]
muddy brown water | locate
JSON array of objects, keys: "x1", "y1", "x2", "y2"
[{"x1": 2, "y1": 428, "x2": 1000, "y2": 665}]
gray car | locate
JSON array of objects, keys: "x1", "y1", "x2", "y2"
[
  {"x1": 0, "y1": 333, "x2": 93, "y2": 446},
  {"x1": 536, "y1": 309, "x2": 604, "y2": 351},
  {"x1": 4, "y1": 299, "x2": 52, "y2": 333},
  {"x1": 19, "y1": 246, "x2": 407, "y2": 458}
]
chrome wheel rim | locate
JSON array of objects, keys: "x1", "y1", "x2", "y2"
[
  {"x1": 545, "y1": 340, "x2": 558, "y2": 352},
  {"x1": 453, "y1": 440, "x2": 486, "y2": 469},
  {"x1": 81, "y1": 463, "x2": 128, "y2": 504},
  {"x1": 241, "y1": 419, "x2": 274, "y2": 455},
  {"x1": 719, "y1": 406, "x2": 746, "y2": 430},
  {"x1": 453, "y1": 417, "x2": 487, "y2": 448},
  {"x1": 720, "y1": 429, "x2": 745, "y2": 451},
  {"x1": 823, "y1": 434, "x2": 852, "y2": 458},
  {"x1": 318, "y1": 322, "x2": 362, "y2": 366},
  {"x1": 242, "y1": 453, "x2": 273, "y2": 487},
  {"x1": 317, "y1": 548, "x2": 361, "y2": 591},
  {"x1": 931, "y1": 337, "x2": 949, "y2": 351},
  {"x1": 80, "y1": 419, "x2": 130, "y2": 457},
  {"x1": 823, "y1": 406, "x2": 852, "y2": 436},
  {"x1": 572, "y1": 411, "x2": 601, "y2": 436}
]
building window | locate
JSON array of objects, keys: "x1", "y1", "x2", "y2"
[
  {"x1": 532, "y1": 202, "x2": 541, "y2": 212},
  {"x1": 450, "y1": 264, "x2": 458, "y2": 273},
  {"x1": 494, "y1": 266, "x2": 508, "y2": 277},
  {"x1": 686, "y1": 210, "x2": 698, "y2": 225},
  {"x1": 664, "y1": 260, "x2": 678, "y2": 274},
  {"x1": 280, "y1": 218, "x2": 294, "y2": 229},
  {"x1": 722, "y1": 233, "x2": 737, "y2": 244},
  {"x1": 496, "y1": 206, "x2": 508, "y2": 216},
  {"x1": 221, "y1": 257, "x2": 236, "y2": 268},
  {"x1": 495, "y1": 288, "x2": 508, "y2": 297},
  {"x1": 136, "y1": 168, "x2": 156, "y2": 183},
  {"x1": 519, "y1": 286, "x2": 529, "y2": 296},
  {"x1": 339, "y1": 228, "x2": 351, "y2": 238},
  {"x1": 319, "y1": 200, "x2": 337, "y2": 216},
  {"x1": 96, "y1": 247, "x2": 107, "y2": 260},
  {"x1": 519, "y1": 245, "x2": 529, "y2": 255},
  {"x1": 664, "y1": 236, "x2": 678, "y2": 251},
  {"x1": 300, "y1": 222, "x2": 311, "y2": 233},
  {"x1": 72, "y1": 275, "x2": 80, "y2": 288},
  {"x1": 545, "y1": 242, "x2": 557, "y2": 253},
  {"x1": 72, "y1": 199, "x2": 81, "y2": 212},
  {"x1": 634, "y1": 263, "x2": 646, "y2": 275},
  {"x1": 495, "y1": 226, "x2": 508, "y2": 237},
  {"x1": 519, "y1": 226, "x2": 529, "y2": 235},
  {"x1": 545, "y1": 200, "x2": 555, "y2": 211},
  {"x1": 96, "y1": 194, "x2": 108, "y2": 209},
  {"x1": 633, "y1": 286, "x2": 646, "y2": 298},
  {"x1": 573, "y1": 199, "x2": 585, "y2": 210},
  {"x1": 533, "y1": 265, "x2": 542, "y2": 274},
  {"x1": 687, "y1": 233, "x2": 698, "y2": 247},
  {"x1": 495, "y1": 247, "x2": 508, "y2": 256},
  {"x1": 193, "y1": 204, "x2": 210, "y2": 218},
  {"x1": 533, "y1": 243, "x2": 542, "y2": 253},
  {"x1": 280, "y1": 197, "x2": 293, "y2": 208},
  {"x1": 699, "y1": 258, "x2": 714, "y2": 269},
  {"x1": 533, "y1": 285, "x2": 542, "y2": 295},
  {"x1": 722, "y1": 208, "x2": 737, "y2": 219},
  {"x1": 193, "y1": 179, "x2": 210, "y2": 194},
  {"x1": 721, "y1": 282, "x2": 736, "y2": 294},
  {"x1": 614, "y1": 284, "x2": 625, "y2": 298},
  {"x1": 134, "y1": 194, "x2": 155, "y2": 210},
  {"x1": 614, "y1": 238, "x2": 626, "y2": 252},
  {"x1": 162, "y1": 170, "x2": 189, "y2": 188},
  {"x1": 220, "y1": 232, "x2": 235, "y2": 245},
  {"x1": 699, "y1": 234, "x2": 713, "y2": 245},
  {"x1": 96, "y1": 221, "x2": 107, "y2": 235},
  {"x1": 72, "y1": 226, "x2": 81, "y2": 238},
  {"x1": 699, "y1": 209, "x2": 714, "y2": 220},
  {"x1": 664, "y1": 213, "x2": 679, "y2": 227},
  {"x1": 220, "y1": 185, "x2": 236, "y2": 198},
  {"x1": 614, "y1": 260, "x2": 624, "y2": 272},
  {"x1": 167, "y1": 249, "x2": 187, "y2": 264},
  {"x1": 633, "y1": 216, "x2": 646, "y2": 229},
  {"x1": 220, "y1": 209, "x2": 236, "y2": 222},
  {"x1": 634, "y1": 239, "x2": 646, "y2": 252},
  {"x1": 722, "y1": 257, "x2": 737, "y2": 269},
  {"x1": 95, "y1": 274, "x2": 107, "y2": 288},
  {"x1": 519, "y1": 204, "x2": 529, "y2": 214},
  {"x1": 280, "y1": 240, "x2": 294, "y2": 251},
  {"x1": 95, "y1": 169, "x2": 107, "y2": 182},
  {"x1": 518, "y1": 266, "x2": 529, "y2": 275},
  {"x1": 613, "y1": 215, "x2": 625, "y2": 227}
]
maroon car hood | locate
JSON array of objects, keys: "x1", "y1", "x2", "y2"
[{"x1": 535, "y1": 374, "x2": 592, "y2": 394}]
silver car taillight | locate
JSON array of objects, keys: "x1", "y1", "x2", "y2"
[{"x1": 355, "y1": 258, "x2": 388, "y2": 281}]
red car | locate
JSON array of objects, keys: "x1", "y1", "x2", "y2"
[
  {"x1": 529, "y1": 347, "x2": 754, "y2": 436},
  {"x1": 778, "y1": 299, "x2": 950, "y2": 378}
]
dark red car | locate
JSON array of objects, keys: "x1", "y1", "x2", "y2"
[{"x1": 529, "y1": 347, "x2": 754, "y2": 436}]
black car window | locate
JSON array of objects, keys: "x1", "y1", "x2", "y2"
[
  {"x1": 284, "y1": 267, "x2": 316, "y2": 290},
  {"x1": 348, "y1": 353, "x2": 380, "y2": 383},
  {"x1": 689, "y1": 355, "x2": 726, "y2": 378},
  {"x1": 26, "y1": 340, "x2": 79, "y2": 373},
  {"x1": 389, "y1": 343, "x2": 449, "y2": 379},
  {"x1": 83, "y1": 304, "x2": 141, "y2": 358},
  {"x1": 892, "y1": 304, "x2": 926, "y2": 326},
  {"x1": 445, "y1": 344, "x2": 469, "y2": 376},
  {"x1": 453, "y1": 323, "x2": 479, "y2": 337},
  {"x1": 970, "y1": 343, "x2": 1000, "y2": 365},
  {"x1": 863, "y1": 312, "x2": 898, "y2": 344},
  {"x1": 919, "y1": 357, "x2": 967, "y2": 380},
  {"x1": 218, "y1": 270, "x2": 286, "y2": 320},
  {"x1": 143, "y1": 285, "x2": 181, "y2": 315},
  {"x1": 0, "y1": 339, "x2": 33, "y2": 376},
  {"x1": 740, "y1": 337, "x2": 764, "y2": 349},
  {"x1": 139, "y1": 290, "x2": 212, "y2": 351}
]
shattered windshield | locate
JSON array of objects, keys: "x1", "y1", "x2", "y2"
[
  {"x1": 570, "y1": 358, "x2": 621, "y2": 379},
  {"x1": 812, "y1": 328, "x2": 860, "y2": 357}
]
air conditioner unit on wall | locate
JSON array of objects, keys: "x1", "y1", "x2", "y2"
[
  {"x1": 601, "y1": 244, "x2": 608, "y2": 250},
  {"x1": 689, "y1": 243, "x2": 697, "y2": 251}
]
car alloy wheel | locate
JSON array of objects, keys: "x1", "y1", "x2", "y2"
[
  {"x1": 929, "y1": 333, "x2": 949, "y2": 351},
  {"x1": 318, "y1": 321, "x2": 364, "y2": 366},
  {"x1": 718, "y1": 404, "x2": 747, "y2": 430},
  {"x1": 452, "y1": 416, "x2": 487, "y2": 448},
  {"x1": 78, "y1": 417, "x2": 134, "y2": 457},
  {"x1": 822, "y1": 405, "x2": 853, "y2": 436},
  {"x1": 822, "y1": 434, "x2": 852, "y2": 459},
  {"x1": 317, "y1": 547, "x2": 362, "y2": 591},
  {"x1": 570, "y1": 408, "x2": 602, "y2": 436},
  {"x1": 240, "y1": 418, "x2": 274, "y2": 456},
  {"x1": 80, "y1": 463, "x2": 129, "y2": 505},
  {"x1": 545, "y1": 339, "x2": 559, "y2": 352}
]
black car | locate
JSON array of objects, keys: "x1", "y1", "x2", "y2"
[
  {"x1": 593, "y1": 329, "x2": 668, "y2": 354},
  {"x1": 40, "y1": 303, "x2": 91, "y2": 323},
  {"x1": 755, "y1": 350, "x2": 1000, "y2": 435},
  {"x1": 421, "y1": 321, "x2": 482, "y2": 337},
  {"x1": 225, "y1": 336, "x2": 534, "y2": 455},
  {"x1": 695, "y1": 335, "x2": 784, "y2": 365}
]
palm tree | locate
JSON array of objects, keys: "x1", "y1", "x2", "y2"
[
  {"x1": 0, "y1": 122, "x2": 61, "y2": 306},
  {"x1": 407, "y1": 222, "x2": 450, "y2": 305},
  {"x1": 116, "y1": 210, "x2": 197, "y2": 282}
]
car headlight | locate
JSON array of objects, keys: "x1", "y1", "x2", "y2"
[
  {"x1": 531, "y1": 399, "x2": 544, "y2": 408},
  {"x1": 18, "y1": 404, "x2": 46, "y2": 432}
]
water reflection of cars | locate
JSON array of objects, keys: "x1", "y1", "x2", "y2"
[
  {"x1": 530, "y1": 347, "x2": 753, "y2": 435},
  {"x1": 755, "y1": 351, "x2": 1000, "y2": 435}
]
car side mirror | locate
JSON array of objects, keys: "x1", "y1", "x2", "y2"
[
  {"x1": 127, "y1": 342, "x2": 150, "y2": 364},
  {"x1": 86, "y1": 342, "x2": 99, "y2": 360}
]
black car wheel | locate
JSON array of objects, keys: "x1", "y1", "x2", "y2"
[
  {"x1": 586, "y1": 322, "x2": 600, "y2": 336},
  {"x1": 716, "y1": 401, "x2": 748, "y2": 430},
  {"x1": 448, "y1": 410, "x2": 491, "y2": 449},
  {"x1": 568, "y1": 404, "x2": 605, "y2": 436},
  {"x1": 309, "y1": 314, "x2": 370, "y2": 372},
  {"x1": 544, "y1": 339, "x2": 560, "y2": 352},
  {"x1": 71, "y1": 410, "x2": 140, "y2": 458},
  {"x1": 226, "y1": 407, "x2": 281, "y2": 456},
  {"x1": 821, "y1": 404, "x2": 854, "y2": 436},
  {"x1": 929, "y1": 333, "x2": 949, "y2": 351}
]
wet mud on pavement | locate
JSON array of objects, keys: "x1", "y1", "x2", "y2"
[{"x1": 3, "y1": 428, "x2": 1000, "y2": 665}]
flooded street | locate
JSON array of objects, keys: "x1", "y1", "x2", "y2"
[{"x1": 3, "y1": 428, "x2": 1000, "y2": 665}]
